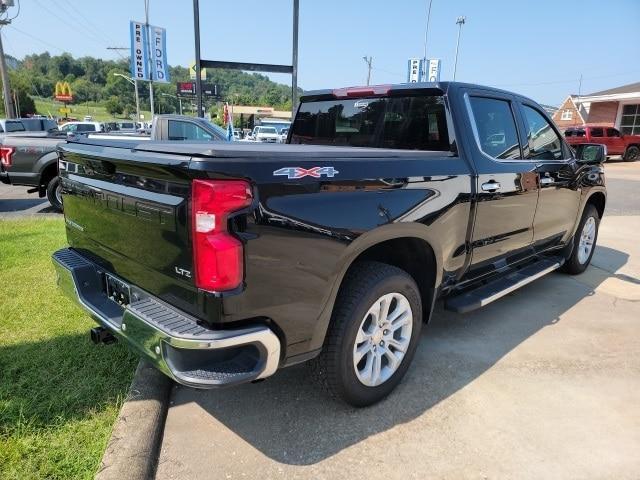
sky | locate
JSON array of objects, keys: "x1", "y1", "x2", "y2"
[{"x1": 3, "y1": 0, "x2": 640, "y2": 106}]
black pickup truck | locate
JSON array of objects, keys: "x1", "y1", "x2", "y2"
[{"x1": 52, "y1": 82, "x2": 606, "y2": 407}]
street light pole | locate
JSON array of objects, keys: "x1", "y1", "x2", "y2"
[
  {"x1": 192, "y1": 0, "x2": 203, "y2": 117},
  {"x1": 113, "y1": 73, "x2": 141, "y2": 122},
  {"x1": 144, "y1": 0, "x2": 155, "y2": 117},
  {"x1": 453, "y1": 16, "x2": 466, "y2": 81},
  {"x1": 422, "y1": 0, "x2": 434, "y2": 81},
  {"x1": 291, "y1": 0, "x2": 299, "y2": 114},
  {"x1": 362, "y1": 56, "x2": 372, "y2": 86}
]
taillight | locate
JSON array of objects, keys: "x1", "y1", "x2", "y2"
[
  {"x1": 0, "y1": 146, "x2": 15, "y2": 167},
  {"x1": 191, "y1": 179, "x2": 253, "y2": 292}
]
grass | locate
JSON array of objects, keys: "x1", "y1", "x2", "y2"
[
  {"x1": 0, "y1": 218, "x2": 137, "y2": 479},
  {"x1": 34, "y1": 97, "x2": 152, "y2": 123}
]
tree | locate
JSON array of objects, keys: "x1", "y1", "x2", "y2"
[{"x1": 104, "y1": 96, "x2": 123, "y2": 116}]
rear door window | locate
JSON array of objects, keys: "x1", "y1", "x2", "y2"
[
  {"x1": 290, "y1": 95, "x2": 451, "y2": 151},
  {"x1": 168, "y1": 120, "x2": 213, "y2": 141},
  {"x1": 76, "y1": 124, "x2": 97, "y2": 132},
  {"x1": 468, "y1": 96, "x2": 521, "y2": 160},
  {"x1": 5, "y1": 121, "x2": 25, "y2": 132},
  {"x1": 606, "y1": 128, "x2": 620, "y2": 137}
]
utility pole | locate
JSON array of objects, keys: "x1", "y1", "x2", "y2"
[
  {"x1": 362, "y1": 56, "x2": 372, "y2": 86},
  {"x1": 291, "y1": 0, "x2": 299, "y2": 114},
  {"x1": 452, "y1": 16, "x2": 466, "y2": 81},
  {"x1": 144, "y1": 0, "x2": 155, "y2": 116},
  {"x1": 192, "y1": 0, "x2": 203, "y2": 117},
  {"x1": 422, "y1": 0, "x2": 434, "y2": 81},
  {"x1": 0, "y1": 1, "x2": 16, "y2": 119}
]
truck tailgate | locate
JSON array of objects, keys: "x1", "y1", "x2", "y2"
[{"x1": 58, "y1": 142, "x2": 198, "y2": 314}]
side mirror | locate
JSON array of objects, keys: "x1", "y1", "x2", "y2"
[{"x1": 575, "y1": 143, "x2": 607, "y2": 163}]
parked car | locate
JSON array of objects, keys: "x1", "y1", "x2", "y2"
[
  {"x1": 0, "y1": 130, "x2": 67, "y2": 210},
  {"x1": 59, "y1": 121, "x2": 104, "y2": 133},
  {"x1": 254, "y1": 126, "x2": 279, "y2": 143},
  {"x1": 0, "y1": 115, "x2": 229, "y2": 211},
  {"x1": 83, "y1": 115, "x2": 93, "y2": 121},
  {"x1": 117, "y1": 121, "x2": 137, "y2": 133},
  {"x1": 53, "y1": 82, "x2": 606, "y2": 407},
  {"x1": 279, "y1": 127, "x2": 289, "y2": 143},
  {"x1": 564, "y1": 125, "x2": 640, "y2": 161}
]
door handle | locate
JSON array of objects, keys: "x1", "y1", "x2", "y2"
[
  {"x1": 481, "y1": 181, "x2": 501, "y2": 192},
  {"x1": 540, "y1": 177, "x2": 555, "y2": 185}
]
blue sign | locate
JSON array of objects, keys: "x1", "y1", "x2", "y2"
[
  {"x1": 426, "y1": 59, "x2": 441, "y2": 82},
  {"x1": 130, "y1": 21, "x2": 149, "y2": 80},
  {"x1": 130, "y1": 21, "x2": 169, "y2": 83},
  {"x1": 150, "y1": 25, "x2": 170, "y2": 83},
  {"x1": 407, "y1": 58, "x2": 423, "y2": 82}
]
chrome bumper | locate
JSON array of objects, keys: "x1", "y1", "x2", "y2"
[{"x1": 52, "y1": 248, "x2": 281, "y2": 388}]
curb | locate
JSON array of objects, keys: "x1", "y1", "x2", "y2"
[{"x1": 96, "y1": 360, "x2": 173, "y2": 480}]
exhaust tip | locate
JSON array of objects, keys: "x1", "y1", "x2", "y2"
[{"x1": 90, "y1": 326, "x2": 116, "y2": 345}]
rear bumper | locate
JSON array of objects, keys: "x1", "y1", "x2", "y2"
[{"x1": 52, "y1": 248, "x2": 281, "y2": 388}]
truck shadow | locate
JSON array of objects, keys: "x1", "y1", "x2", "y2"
[{"x1": 172, "y1": 246, "x2": 633, "y2": 465}]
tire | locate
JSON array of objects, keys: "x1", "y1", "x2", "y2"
[
  {"x1": 624, "y1": 145, "x2": 639, "y2": 162},
  {"x1": 562, "y1": 204, "x2": 599, "y2": 275},
  {"x1": 310, "y1": 261, "x2": 422, "y2": 407},
  {"x1": 46, "y1": 176, "x2": 63, "y2": 212}
]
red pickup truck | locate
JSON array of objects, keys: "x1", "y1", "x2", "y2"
[{"x1": 564, "y1": 126, "x2": 639, "y2": 161}]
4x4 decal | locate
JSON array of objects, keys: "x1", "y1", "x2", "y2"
[{"x1": 273, "y1": 166, "x2": 339, "y2": 179}]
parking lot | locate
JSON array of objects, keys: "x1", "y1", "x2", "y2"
[{"x1": 2, "y1": 162, "x2": 639, "y2": 480}]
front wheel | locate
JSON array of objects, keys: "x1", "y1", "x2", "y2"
[
  {"x1": 46, "y1": 176, "x2": 63, "y2": 212},
  {"x1": 563, "y1": 204, "x2": 599, "y2": 274},
  {"x1": 311, "y1": 261, "x2": 422, "y2": 407},
  {"x1": 624, "y1": 145, "x2": 639, "y2": 162}
]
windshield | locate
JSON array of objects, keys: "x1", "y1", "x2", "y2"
[
  {"x1": 259, "y1": 127, "x2": 277, "y2": 134},
  {"x1": 290, "y1": 95, "x2": 451, "y2": 151}
]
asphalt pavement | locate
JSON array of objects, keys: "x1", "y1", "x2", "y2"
[{"x1": 0, "y1": 184, "x2": 59, "y2": 218}]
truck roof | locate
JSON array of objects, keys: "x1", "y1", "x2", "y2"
[{"x1": 300, "y1": 81, "x2": 540, "y2": 106}]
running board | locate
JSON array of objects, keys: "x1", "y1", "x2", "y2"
[{"x1": 445, "y1": 257, "x2": 564, "y2": 313}]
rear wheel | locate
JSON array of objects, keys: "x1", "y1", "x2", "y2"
[
  {"x1": 563, "y1": 204, "x2": 599, "y2": 274},
  {"x1": 624, "y1": 145, "x2": 639, "y2": 162},
  {"x1": 311, "y1": 261, "x2": 422, "y2": 407},
  {"x1": 46, "y1": 176, "x2": 63, "y2": 212}
]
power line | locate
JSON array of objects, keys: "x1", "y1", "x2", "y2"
[
  {"x1": 32, "y1": 0, "x2": 113, "y2": 53},
  {"x1": 6, "y1": 25, "x2": 65, "y2": 53},
  {"x1": 493, "y1": 70, "x2": 640, "y2": 88},
  {"x1": 62, "y1": 0, "x2": 120, "y2": 47}
]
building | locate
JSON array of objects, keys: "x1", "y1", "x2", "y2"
[
  {"x1": 552, "y1": 81, "x2": 640, "y2": 134},
  {"x1": 229, "y1": 105, "x2": 292, "y2": 132}
]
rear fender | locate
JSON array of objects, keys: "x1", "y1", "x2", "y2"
[
  {"x1": 34, "y1": 151, "x2": 59, "y2": 184},
  {"x1": 306, "y1": 222, "x2": 445, "y2": 353}
]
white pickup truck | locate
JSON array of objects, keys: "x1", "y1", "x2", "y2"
[{"x1": 253, "y1": 126, "x2": 280, "y2": 143}]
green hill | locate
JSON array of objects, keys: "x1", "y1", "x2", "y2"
[{"x1": 7, "y1": 52, "x2": 301, "y2": 119}]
